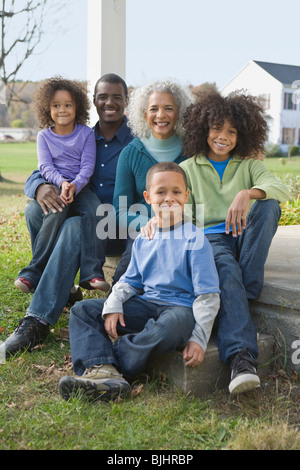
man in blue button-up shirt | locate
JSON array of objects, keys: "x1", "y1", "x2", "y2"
[
  {"x1": 4, "y1": 74, "x2": 133, "y2": 359},
  {"x1": 91, "y1": 115, "x2": 132, "y2": 205}
]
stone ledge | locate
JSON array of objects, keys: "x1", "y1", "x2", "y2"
[
  {"x1": 251, "y1": 301, "x2": 300, "y2": 373},
  {"x1": 147, "y1": 334, "x2": 275, "y2": 397},
  {"x1": 104, "y1": 256, "x2": 121, "y2": 270}
]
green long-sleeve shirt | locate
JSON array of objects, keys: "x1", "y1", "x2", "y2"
[{"x1": 180, "y1": 155, "x2": 290, "y2": 230}]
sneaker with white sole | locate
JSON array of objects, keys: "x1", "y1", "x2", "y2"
[
  {"x1": 80, "y1": 278, "x2": 110, "y2": 292},
  {"x1": 58, "y1": 364, "x2": 130, "y2": 402},
  {"x1": 14, "y1": 277, "x2": 35, "y2": 294},
  {"x1": 228, "y1": 348, "x2": 260, "y2": 394},
  {"x1": 89, "y1": 278, "x2": 110, "y2": 291}
]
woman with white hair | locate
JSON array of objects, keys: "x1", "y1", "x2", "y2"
[{"x1": 112, "y1": 80, "x2": 193, "y2": 282}]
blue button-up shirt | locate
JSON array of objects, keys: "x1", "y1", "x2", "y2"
[
  {"x1": 24, "y1": 116, "x2": 133, "y2": 202},
  {"x1": 90, "y1": 116, "x2": 133, "y2": 204}
]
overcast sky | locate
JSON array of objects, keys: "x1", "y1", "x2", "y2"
[{"x1": 6, "y1": 0, "x2": 300, "y2": 89}]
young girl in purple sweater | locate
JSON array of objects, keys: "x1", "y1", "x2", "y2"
[{"x1": 15, "y1": 77, "x2": 110, "y2": 295}]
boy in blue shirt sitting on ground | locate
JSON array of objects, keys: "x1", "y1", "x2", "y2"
[{"x1": 59, "y1": 162, "x2": 220, "y2": 402}]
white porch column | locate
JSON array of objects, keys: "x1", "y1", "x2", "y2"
[{"x1": 87, "y1": 0, "x2": 126, "y2": 124}]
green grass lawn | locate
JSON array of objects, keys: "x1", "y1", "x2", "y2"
[
  {"x1": 0, "y1": 142, "x2": 37, "y2": 197},
  {"x1": 264, "y1": 155, "x2": 300, "y2": 178},
  {"x1": 0, "y1": 143, "x2": 300, "y2": 450}
]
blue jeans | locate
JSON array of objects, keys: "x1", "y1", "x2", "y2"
[
  {"x1": 26, "y1": 217, "x2": 82, "y2": 325},
  {"x1": 25, "y1": 214, "x2": 124, "y2": 326},
  {"x1": 206, "y1": 199, "x2": 281, "y2": 364},
  {"x1": 112, "y1": 237, "x2": 135, "y2": 284},
  {"x1": 19, "y1": 186, "x2": 106, "y2": 287},
  {"x1": 69, "y1": 296, "x2": 195, "y2": 378}
]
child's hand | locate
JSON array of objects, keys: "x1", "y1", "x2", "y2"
[
  {"x1": 226, "y1": 188, "x2": 266, "y2": 236},
  {"x1": 141, "y1": 216, "x2": 158, "y2": 240},
  {"x1": 60, "y1": 181, "x2": 75, "y2": 205},
  {"x1": 225, "y1": 189, "x2": 251, "y2": 237},
  {"x1": 183, "y1": 341, "x2": 204, "y2": 367},
  {"x1": 104, "y1": 312, "x2": 126, "y2": 339}
]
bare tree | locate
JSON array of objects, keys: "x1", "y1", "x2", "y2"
[{"x1": 0, "y1": 0, "x2": 67, "y2": 105}]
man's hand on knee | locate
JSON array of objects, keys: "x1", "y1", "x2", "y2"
[{"x1": 35, "y1": 184, "x2": 65, "y2": 215}]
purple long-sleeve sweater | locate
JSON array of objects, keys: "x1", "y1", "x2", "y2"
[{"x1": 37, "y1": 124, "x2": 96, "y2": 195}]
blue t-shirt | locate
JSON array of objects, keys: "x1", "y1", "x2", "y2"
[
  {"x1": 204, "y1": 157, "x2": 231, "y2": 235},
  {"x1": 120, "y1": 221, "x2": 220, "y2": 308}
]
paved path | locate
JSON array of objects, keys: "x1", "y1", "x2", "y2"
[{"x1": 264, "y1": 225, "x2": 300, "y2": 292}]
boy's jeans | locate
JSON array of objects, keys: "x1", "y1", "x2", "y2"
[
  {"x1": 69, "y1": 296, "x2": 195, "y2": 378},
  {"x1": 206, "y1": 199, "x2": 281, "y2": 365}
]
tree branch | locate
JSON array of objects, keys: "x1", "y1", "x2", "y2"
[{"x1": 0, "y1": 0, "x2": 68, "y2": 105}]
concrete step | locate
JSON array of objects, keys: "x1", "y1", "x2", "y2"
[
  {"x1": 105, "y1": 256, "x2": 121, "y2": 270},
  {"x1": 251, "y1": 225, "x2": 300, "y2": 373},
  {"x1": 147, "y1": 334, "x2": 275, "y2": 397}
]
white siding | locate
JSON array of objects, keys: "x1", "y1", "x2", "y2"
[
  {"x1": 220, "y1": 60, "x2": 300, "y2": 151},
  {"x1": 280, "y1": 87, "x2": 300, "y2": 152}
]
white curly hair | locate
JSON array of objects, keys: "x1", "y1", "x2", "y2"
[{"x1": 127, "y1": 80, "x2": 193, "y2": 139}]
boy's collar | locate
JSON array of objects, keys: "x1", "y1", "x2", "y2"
[{"x1": 157, "y1": 218, "x2": 186, "y2": 232}]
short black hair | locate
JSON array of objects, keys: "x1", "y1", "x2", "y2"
[
  {"x1": 94, "y1": 73, "x2": 128, "y2": 98},
  {"x1": 146, "y1": 162, "x2": 188, "y2": 190}
]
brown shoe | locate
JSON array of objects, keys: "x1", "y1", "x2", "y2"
[{"x1": 58, "y1": 364, "x2": 130, "y2": 402}]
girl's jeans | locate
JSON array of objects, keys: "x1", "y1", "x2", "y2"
[
  {"x1": 19, "y1": 186, "x2": 106, "y2": 288},
  {"x1": 206, "y1": 199, "x2": 281, "y2": 365},
  {"x1": 69, "y1": 296, "x2": 195, "y2": 378}
]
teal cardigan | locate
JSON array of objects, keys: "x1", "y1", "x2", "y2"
[{"x1": 113, "y1": 137, "x2": 186, "y2": 231}]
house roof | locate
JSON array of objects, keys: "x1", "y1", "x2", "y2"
[{"x1": 254, "y1": 60, "x2": 300, "y2": 84}]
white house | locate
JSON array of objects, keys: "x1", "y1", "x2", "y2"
[{"x1": 221, "y1": 60, "x2": 300, "y2": 153}]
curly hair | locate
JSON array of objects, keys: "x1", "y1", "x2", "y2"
[
  {"x1": 127, "y1": 80, "x2": 193, "y2": 139},
  {"x1": 183, "y1": 90, "x2": 269, "y2": 159},
  {"x1": 33, "y1": 77, "x2": 90, "y2": 128}
]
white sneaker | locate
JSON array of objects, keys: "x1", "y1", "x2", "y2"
[{"x1": 229, "y1": 349, "x2": 260, "y2": 394}]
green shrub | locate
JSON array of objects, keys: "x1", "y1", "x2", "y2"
[
  {"x1": 265, "y1": 144, "x2": 283, "y2": 158},
  {"x1": 11, "y1": 119, "x2": 25, "y2": 128},
  {"x1": 288, "y1": 145, "x2": 299, "y2": 157}
]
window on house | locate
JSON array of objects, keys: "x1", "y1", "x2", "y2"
[
  {"x1": 282, "y1": 128, "x2": 296, "y2": 145},
  {"x1": 259, "y1": 94, "x2": 271, "y2": 110},
  {"x1": 284, "y1": 93, "x2": 297, "y2": 110}
]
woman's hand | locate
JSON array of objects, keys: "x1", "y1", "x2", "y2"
[{"x1": 140, "y1": 216, "x2": 158, "y2": 240}]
